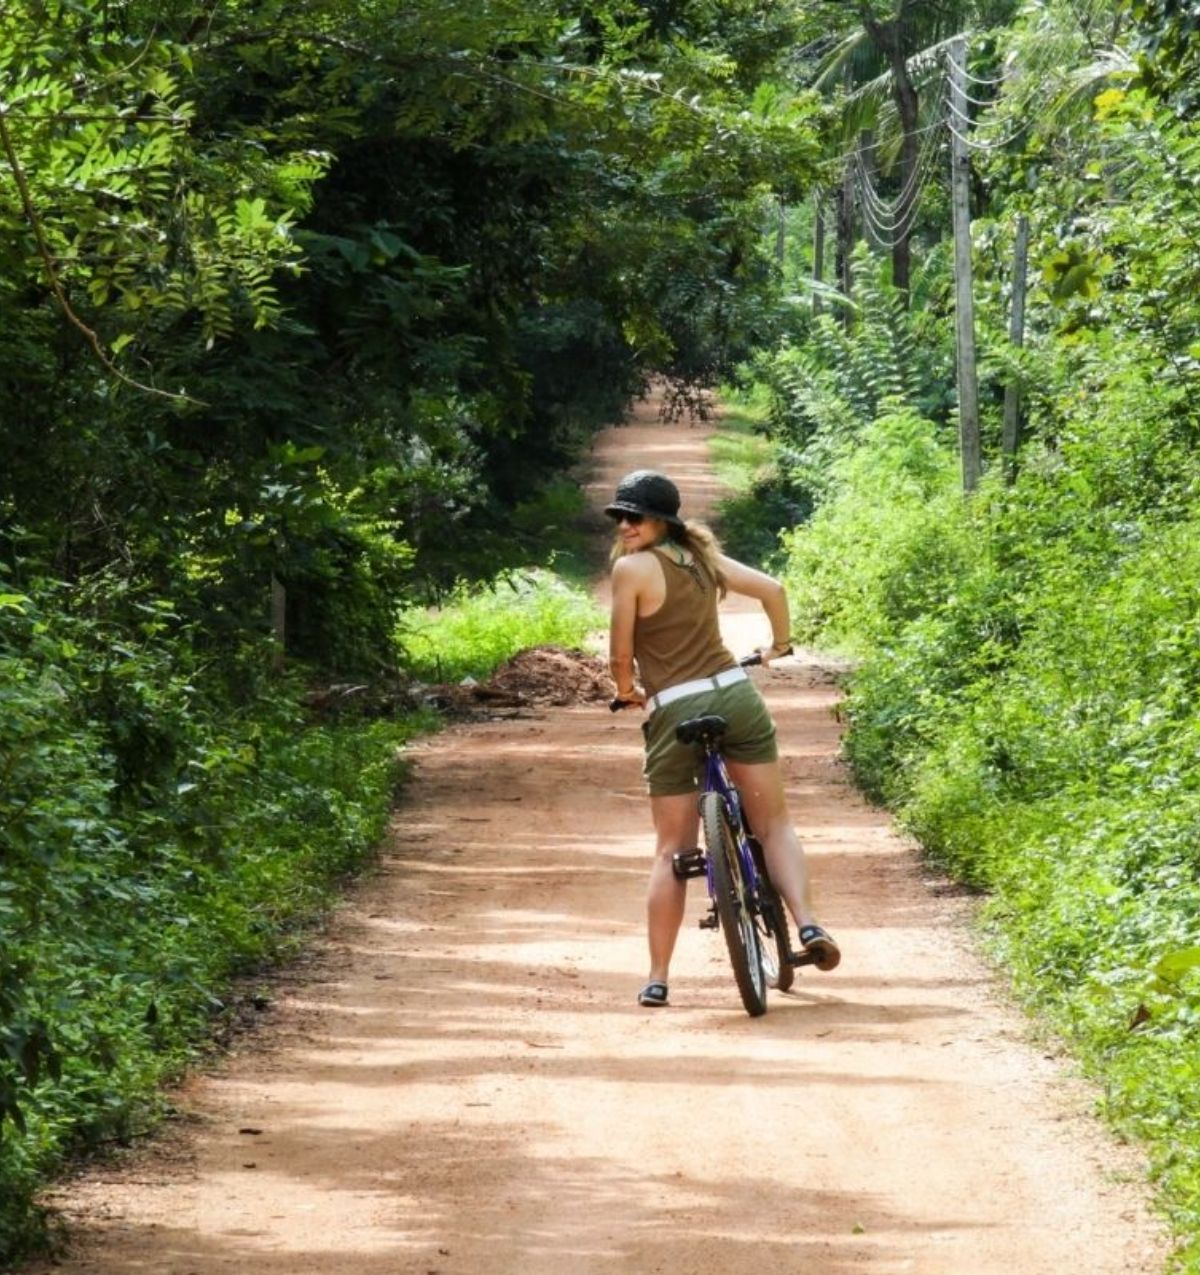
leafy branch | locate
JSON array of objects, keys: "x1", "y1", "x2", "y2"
[{"x1": 0, "y1": 106, "x2": 201, "y2": 405}]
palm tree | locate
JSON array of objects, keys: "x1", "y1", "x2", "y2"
[{"x1": 798, "y1": 0, "x2": 1016, "y2": 299}]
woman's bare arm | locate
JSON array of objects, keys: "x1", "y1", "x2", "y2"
[
  {"x1": 718, "y1": 555, "x2": 792, "y2": 661},
  {"x1": 608, "y1": 556, "x2": 647, "y2": 703}
]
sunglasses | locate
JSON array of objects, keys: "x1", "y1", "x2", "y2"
[{"x1": 607, "y1": 511, "x2": 645, "y2": 526}]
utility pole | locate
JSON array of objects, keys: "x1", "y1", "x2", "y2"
[
  {"x1": 949, "y1": 36, "x2": 981, "y2": 492},
  {"x1": 1001, "y1": 214, "x2": 1029, "y2": 484}
]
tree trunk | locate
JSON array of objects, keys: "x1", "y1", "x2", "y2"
[
  {"x1": 890, "y1": 64, "x2": 919, "y2": 299},
  {"x1": 858, "y1": 6, "x2": 919, "y2": 301},
  {"x1": 271, "y1": 573, "x2": 287, "y2": 671},
  {"x1": 836, "y1": 164, "x2": 855, "y2": 325},
  {"x1": 812, "y1": 196, "x2": 826, "y2": 315},
  {"x1": 948, "y1": 36, "x2": 981, "y2": 492},
  {"x1": 1001, "y1": 214, "x2": 1030, "y2": 484}
]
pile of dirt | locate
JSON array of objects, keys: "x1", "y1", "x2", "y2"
[{"x1": 425, "y1": 645, "x2": 613, "y2": 714}]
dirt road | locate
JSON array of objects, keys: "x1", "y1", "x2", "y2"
[{"x1": 28, "y1": 408, "x2": 1168, "y2": 1273}]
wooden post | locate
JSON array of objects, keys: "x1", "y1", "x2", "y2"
[
  {"x1": 1001, "y1": 214, "x2": 1029, "y2": 484},
  {"x1": 949, "y1": 36, "x2": 981, "y2": 492},
  {"x1": 812, "y1": 194, "x2": 825, "y2": 315}
]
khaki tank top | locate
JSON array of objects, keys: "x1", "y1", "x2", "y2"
[{"x1": 634, "y1": 546, "x2": 737, "y2": 697}]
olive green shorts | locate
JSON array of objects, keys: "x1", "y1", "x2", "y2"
[{"x1": 642, "y1": 677, "x2": 778, "y2": 796}]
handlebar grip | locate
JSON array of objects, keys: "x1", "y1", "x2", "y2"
[{"x1": 740, "y1": 646, "x2": 793, "y2": 668}]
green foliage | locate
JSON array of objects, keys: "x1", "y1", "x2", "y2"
[
  {"x1": 0, "y1": 0, "x2": 822, "y2": 662},
  {"x1": 705, "y1": 400, "x2": 811, "y2": 567},
  {"x1": 0, "y1": 577, "x2": 431, "y2": 1260},
  {"x1": 754, "y1": 11, "x2": 1200, "y2": 1243},
  {"x1": 398, "y1": 569, "x2": 602, "y2": 684},
  {"x1": 772, "y1": 344, "x2": 1200, "y2": 1265},
  {"x1": 1128, "y1": 0, "x2": 1200, "y2": 113},
  {"x1": 709, "y1": 404, "x2": 775, "y2": 493},
  {"x1": 779, "y1": 403, "x2": 963, "y2": 649},
  {"x1": 777, "y1": 390, "x2": 1200, "y2": 1251}
]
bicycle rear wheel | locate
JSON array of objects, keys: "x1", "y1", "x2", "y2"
[
  {"x1": 700, "y1": 791, "x2": 767, "y2": 1016},
  {"x1": 751, "y1": 838, "x2": 795, "y2": 993}
]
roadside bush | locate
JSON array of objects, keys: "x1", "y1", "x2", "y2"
[
  {"x1": 777, "y1": 401, "x2": 1200, "y2": 1254},
  {"x1": 778, "y1": 403, "x2": 964, "y2": 650},
  {"x1": 0, "y1": 581, "x2": 428, "y2": 1261},
  {"x1": 707, "y1": 401, "x2": 811, "y2": 568},
  {"x1": 397, "y1": 568, "x2": 602, "y2": 684}
]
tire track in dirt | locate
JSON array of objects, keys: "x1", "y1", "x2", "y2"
[{"x1": 25, "y1": 402, "x2": 1167, "y2": 1274}]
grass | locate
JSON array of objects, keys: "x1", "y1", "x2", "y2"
[
  {"x1": 707, "y1": 395, "x2": 811, "y2": 569},
  {"x1": 396, "y1": 567, "x2": 604, "y2": 684},
  {"x1": 708, "y1": 403, "x2": 775, "y2": 493}
]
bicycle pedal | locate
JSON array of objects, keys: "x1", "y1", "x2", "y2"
[
  {"x1": 671, "y1": 849, "x2": 707, "y2": 880},
  {"x1": 699, "y1": 912, "x2": 719, "y2": 930}
]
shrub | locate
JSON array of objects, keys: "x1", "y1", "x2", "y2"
[
  {"x1": 397, "y1": 568, "x2": 602, "y2": 683},
  {"x1": 0, "y1": 580, "x2": 430, "y2": 1261}
]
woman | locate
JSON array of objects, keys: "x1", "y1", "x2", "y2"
[{"x1": 606, "y1": 468, "x2": 840, "y2": 1008}]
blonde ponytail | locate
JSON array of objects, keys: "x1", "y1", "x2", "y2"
[{"x1": 673, "y1": 520, "x2": 727, "y2": 598}]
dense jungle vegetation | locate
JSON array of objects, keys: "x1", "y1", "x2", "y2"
[
  {"x1": 3, "y1": 0, "x2": 1200, "y2": 1264},
  {"x1": 743, "y1": 0, "x2": 1200, "y2": 1262},
  {"x1": 0, "y1": 0, "x2": 813, "y2": 1257}
]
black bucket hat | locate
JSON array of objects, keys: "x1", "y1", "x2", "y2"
[{"x1": 604, "y1": 470, "x2": 685, "y2": 529}]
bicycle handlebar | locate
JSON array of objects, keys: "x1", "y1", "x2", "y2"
[{"x1": 608, "y1": 647, "x2": 792, "y2": 712}]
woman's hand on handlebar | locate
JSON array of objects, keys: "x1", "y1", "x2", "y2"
[
  {"x1": 751, "y1": 641, "x2": 794, "y2": 668},
  {"x1": 609, "y1": 687, "x2": 647, "y2": 713}
]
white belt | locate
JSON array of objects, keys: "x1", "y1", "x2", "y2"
[{"x1": 646, "y1": 665, "x2": 747, "y2": 714}]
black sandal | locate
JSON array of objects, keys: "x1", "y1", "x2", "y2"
[
  {"x1": 637, "y1": 981, "x2": 669, "y2": 1007},
  {"x1": 798, "y1": 924, "x2": 842, "y2": 972}
]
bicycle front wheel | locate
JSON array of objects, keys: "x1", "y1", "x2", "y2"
[{"x1": 701, "y1": 791, "x2": 767, "y2": 1017}]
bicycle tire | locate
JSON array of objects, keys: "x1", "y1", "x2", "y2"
[
  {"x1": 751, "y1": 838, "x2": 796, "y2": 993},
  {"x1": 701, "y1": 791, "x2": 767, "y2": 1016}
]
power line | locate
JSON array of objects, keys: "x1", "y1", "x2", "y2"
[
  {"x1": 854, "y1": 111, "x2": 945, "y2": 216},
  {"x1": 0, "y1": 110, "x2": 191, "y2": 124},
  {"x1": 944, "y1": 116, "x2": 1030, "y2": 152},
  {"x1": 958, "y1": 65, "x2": 1009, "y2": 87},
  {"x1": 827, "y1": 114, "x2": 946, "y2": 167},
  {"x1": 856, "y1": 160, "x2": 942, "y2": 245},
  {"x1": 944, "y1": 97, "x2": 1035, "y2": 149},
  {"x1": 958, "y1": 85, "x2": 1005, "y2": 109},
  {"x1": 853, "y1": 129, "x2": 945, "y2": 244},
  {"x1": 852, "y1": 101, "x2": 946, "y2": 226}
]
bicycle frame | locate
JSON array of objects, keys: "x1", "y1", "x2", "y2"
[
  {"x1": 674, "y1": 719, "x2": 809, "y2": 1010},
  {"x1": 698, "y1": 746, "x2": 762, "y2": 913}
]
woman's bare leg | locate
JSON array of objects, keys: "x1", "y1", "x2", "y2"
[
  {"x1": 646, "y1": 793, "x2": 700, "y2": 985},
  {"x1": 726, "y1": 758, "x2": 818, "y2": 929}
]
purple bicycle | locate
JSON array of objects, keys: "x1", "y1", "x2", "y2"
[{"x1": 614, "y1": 653, "x2": 818, "y2": 1016}]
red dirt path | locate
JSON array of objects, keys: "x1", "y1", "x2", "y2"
[{"x1": 24, "y1": 403, "x2": 1168, "y2": 1274}]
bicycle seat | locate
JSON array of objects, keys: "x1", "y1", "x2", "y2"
[{"x1": 676, "y1": 715, "x2": 728, "y2": 746}]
